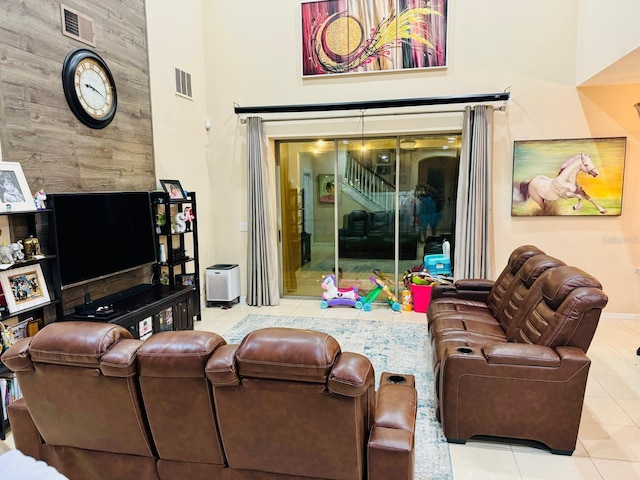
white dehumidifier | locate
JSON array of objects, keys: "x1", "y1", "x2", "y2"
[{"x1": 206, "y1": 264, "x2": 241, "y2": 307}]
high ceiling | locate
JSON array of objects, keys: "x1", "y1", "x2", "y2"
[{"x1": 579, "y1": 47, "x2": 640, "y2": 87}]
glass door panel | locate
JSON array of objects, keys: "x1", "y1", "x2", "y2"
[
  {"x1": 337, "y1": 137, "x2": 408, "y2": 303},
  {"x1": 277, "y1": 133, "x2": 460, "y2": 300},
  {"x1": 278, "y1": 140, "x2": 336, "y2": 296}
]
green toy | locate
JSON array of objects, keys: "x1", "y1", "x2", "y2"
[{"x1": 361, "y1": 276, "x2": 401, "y2": 312}]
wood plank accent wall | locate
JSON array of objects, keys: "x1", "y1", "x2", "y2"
[{"x1": 0, "y1": 0, "x2": 157, "y2": 314}]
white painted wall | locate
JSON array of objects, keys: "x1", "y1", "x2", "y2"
[
  {"x1": 576, "y1": 0, "x2": 640, "y2": 85},
  {"x1": 146, "y1": 0, "x2": 640, "y2": 314}
]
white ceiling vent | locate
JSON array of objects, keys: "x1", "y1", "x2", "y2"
[
  {"x1": 60, "y1": 4, "x2": 96, "y2": 47},
  {"x1": 175, "y1": 68, "x2": 193, "y2": 99}
]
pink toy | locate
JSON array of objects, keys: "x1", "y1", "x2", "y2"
[{"x1": 320, "y1": 274, "x2": 362, "y2": 309}]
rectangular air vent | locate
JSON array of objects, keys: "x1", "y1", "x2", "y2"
[
  {"x1": 175, "y1": 68, "x2": 193, "y2": 99},
  {"x1": 61, "y1": 4, "x2": 95, "y2": 47}
]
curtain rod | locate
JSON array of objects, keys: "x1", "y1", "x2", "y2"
[
  {"x1": 234, "y1": 92, "x2": 509, "y2": 115},
  {"x1": 238, "y1": 105, "x2": 505, "y2": 124}
]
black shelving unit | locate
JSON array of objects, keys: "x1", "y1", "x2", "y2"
[
  {"x1": 150, "y1": 191, "x2": 201, "y2": 321},
  {"x1": 0, "y1": 207, "x2": 60, "y2": 440}
]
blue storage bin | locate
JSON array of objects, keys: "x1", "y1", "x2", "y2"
[{"x1": 424, "y1": 254, "x2": 452, "y2": 275}]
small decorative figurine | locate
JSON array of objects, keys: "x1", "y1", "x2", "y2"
[
  {"x1": 172, "y1": 211, "x2": 186, "y2": 233},
  {"x1": 34, "y1": 190, "x2": 47, "y2": 210},
  {"x1": 0, "y1": 243, "x2": 13, "y2": 264},
  {"x1": 10, "y1": 240, "x2": 25, "y2": 262},
  {"x1": 183, "y1": 206, "x2": 194, "y2": 231},
  {"x1": 23, "y1": 236, "x2": 43, "y2": 260}
]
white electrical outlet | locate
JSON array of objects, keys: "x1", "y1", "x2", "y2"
[{"x1": 239, "y1": 222, "x2": 248, "y2": 232}]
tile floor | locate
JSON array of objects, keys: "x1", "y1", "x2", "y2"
[
  {"x1": 195, "y1": 299, "x2": 640, "y2": 480},
  {"x1": 4, "y1": 299, "x2": 640, "y2": 479}
]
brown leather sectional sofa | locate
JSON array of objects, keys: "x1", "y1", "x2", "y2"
[
  {"x1": 2, "y1": 323, "x2": 418, "y2": 480},
  {"x1": 427, "y1": 245, "x2": 608, "y2": 454}
]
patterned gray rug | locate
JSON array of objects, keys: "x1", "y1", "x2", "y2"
[{"x1": 224, "y1": 314, "x2": 453, "y2": 480}]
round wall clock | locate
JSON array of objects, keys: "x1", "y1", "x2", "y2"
[{"x1": 61, "y1": 48, "x2": 117, "y2": 129}]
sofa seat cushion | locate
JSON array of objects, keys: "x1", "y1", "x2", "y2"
[
  {"x1": 427, "y1": 298, "x2": 493, "y2": 326},
  {"x1": 430, "y1": 317, "x2": 507, "y2": 344}
]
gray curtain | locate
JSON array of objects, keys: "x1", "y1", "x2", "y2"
[
  {"x1": 453, "y1": 105, "x2": 493, "y2": 279},
  {"x1": 246, "y1": 117, "x2": 280, "y2": 306}
]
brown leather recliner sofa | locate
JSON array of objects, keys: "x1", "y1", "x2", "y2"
[
  {"x1": 427, "y1": 245, "x2": 608, "y2": 455},
  {"x1": 2, "y1": 323, "x2": 417, "y2": 480}
]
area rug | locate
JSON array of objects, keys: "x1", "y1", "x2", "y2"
[{"x1": 224, "y1": 314, "x2": 453, "y2": 480}]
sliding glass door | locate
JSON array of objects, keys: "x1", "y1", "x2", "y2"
[{"x1": 277, "y1": 134, "x2": 460, "y2": 300}]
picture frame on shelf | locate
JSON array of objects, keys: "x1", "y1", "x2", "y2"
[
  {"x1": 139, "y1": 316, "x2": 153, "y2": 341},
  {"x1": 0, "y1": 264, "x2": 50, "y2": 313},
  {"x1": 159, "y1": 179, "x2": 186, "y2": 200},
  {"x1": 0, "y1": 162, "x2": 34, "y2": 212},
  {"x1": 176, "y1": 273, "x2": 195, "y2": 286}
]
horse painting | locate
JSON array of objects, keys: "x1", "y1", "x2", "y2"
[{"x1": 513, "y1": 153, "x2": 607, "y2": 214}]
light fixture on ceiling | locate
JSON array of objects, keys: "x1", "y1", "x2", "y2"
[{"x1": 400, "y1": 139, "x2": 417, "y2": 150}]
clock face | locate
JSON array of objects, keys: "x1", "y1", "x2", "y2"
[
  {"x1": 74, "y1": 58, "x2": 114, "y2": 119},
  {"x1": 62, "y1": 49, "x2": 117, "y2": 129}
]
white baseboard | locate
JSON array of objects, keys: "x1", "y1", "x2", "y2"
[{"x1": 601, "y1": 312, "x2": 640, "y2": 321}]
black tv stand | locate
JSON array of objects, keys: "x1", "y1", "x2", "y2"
[
  {"x1": 65, "y1": 284, "x2": 194, "y2": 338},
  {"x1": 74, "y1": 284, "x2": 154, "y2": 320}
]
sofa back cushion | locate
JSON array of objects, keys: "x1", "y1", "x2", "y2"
[
  {"x1": 343, "y1": 210, "x2": 368, "y2": 236},
  {"x1": 494, "y1": 254, "x2": 565, "y2": 332},
  {"x1": 486, "y1": 245, "x2": 545, "y2": 314},
  {"x1": 508, "y1": 266, "x2": 608, "y2": 352},
  {"x1": 368, "y1": 211, "x2": 392, "y2": 234},
  {"x1": 137, "y1": 331, "x2": 228, "y2": 465},
  {"x1": 207, "y1": 327, "x2": 374, "y2": 480},
  {"x1": 2, "y1": 322, "x2": 155, "y2": 458}
]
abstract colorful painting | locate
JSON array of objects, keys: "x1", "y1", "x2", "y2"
[
  {"x1": 511, "y1": 137, "x2": 626, "y2": 216},
  {"x1": 301, "y1": 0, "x2": 448, "y2": 76}
]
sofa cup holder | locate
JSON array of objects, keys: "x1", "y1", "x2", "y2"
[
  {"x1": 457, "y1": 347, "x2": 474, "y2": 354},
  {"x1": 386, "y1": 374, "x2": 407, "y2": 384}
]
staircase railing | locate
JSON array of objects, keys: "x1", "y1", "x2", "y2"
[{"x1": 343, "y1": 155, "x2": 395, "y2": 211}]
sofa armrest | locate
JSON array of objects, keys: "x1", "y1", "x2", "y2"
[
  {"x1": 431, "y1": 279, "x2": 494, "y2": 301},
  {"x1": 7, "y1": 398, "x2": 43, "y2": 459},
  {"x1": 454, "y1": 279, "x2": 495, "y2": 291},
  {"x1": 438, "y1": 343, "x2": 591, "y2": 453},
  {"x1": 368, "y1": 426, "x2": 414, "y2": 480},
  {"x1": 374, "y1": 382, "x2": 417, "y2": 432},
  {"x1": 483, "y1": 342, "x2": 561, "y2": 367},
  {"x1": 368, "y1": 374, "x2": 417, "y2": 480}
]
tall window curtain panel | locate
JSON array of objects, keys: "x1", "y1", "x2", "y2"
[
  {"x1": 246, "y1": 117, "x2": 280, "y2": 306},
  {"x1": 453, "y1": 105, "x2": 494, "y2": 279}
]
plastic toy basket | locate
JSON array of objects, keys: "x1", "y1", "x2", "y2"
[{"x1": 410, "y1": 283, "x2": 433, "y2": 313}]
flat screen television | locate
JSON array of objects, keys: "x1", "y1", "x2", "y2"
[{"x1": 49, "y1": 192, "x2": 157, "y2": 289}]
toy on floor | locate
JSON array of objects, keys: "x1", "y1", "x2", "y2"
[
  {"x1": 320, "y1": 274, "x2": 362, "y2": 309},
  {"x1": 360, "y1": 277, "x2": 401, "y2": 312}
]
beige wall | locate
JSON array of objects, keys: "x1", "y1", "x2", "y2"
[
  {"x1": 145, "y1": 0, "x2": 215, "y2": 301},
  {"x1": 147, "y1": 0, "x2": 640, "y2": 314}
]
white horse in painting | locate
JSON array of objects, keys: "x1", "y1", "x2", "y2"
[{"x1": 513, "y1": 153, "x2": 607, "y2": 214}]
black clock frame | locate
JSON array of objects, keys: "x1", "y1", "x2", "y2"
[{"x1": 61, "y1": 48, "x2": 118, "y2": 129}]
